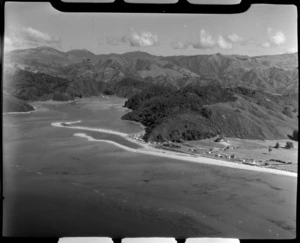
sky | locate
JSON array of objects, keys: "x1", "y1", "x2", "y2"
[{"x1": 4, "y1": 1, "x2": 298, "y2": 56}]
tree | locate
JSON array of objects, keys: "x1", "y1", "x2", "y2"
[
  {"x1": 274, "y1": 142, "x2": 280, "y2": 149},
  {"x1": 268, "y1": 147, "x2": 272, "y2": 154},
  {"x1": 285, "y1": 141, "x2": 294, "y2": 149}
]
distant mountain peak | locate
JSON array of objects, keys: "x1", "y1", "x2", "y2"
[
  {"x1": 9, "y1": 46, "x2": 64, "y2": 55},
  {"x1": 31, "y1": 46, "x2": 63, "y2": 53},
  {"x1": 122, "y1": 51, "x2": 153, "y2": 58},
  {"x1": 66, "y1": 48, "x2": 94, "y2": 54},
  {"x1": 35, "y1": 46, "x2": 58, "y2": 50}
]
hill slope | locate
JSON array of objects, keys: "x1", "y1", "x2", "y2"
[
  {"x1": 122, "y1": 85, "x2": 298, "y2": 142},
  {"x1": 4, "y1": 46, "x2": 298, "y2": 95},
  {"x1": 3, "y1": 92, "x2": 34, "y2": 112},
  {"x1": 3, "y1": 46, "x2": 298, "y2": 141}
]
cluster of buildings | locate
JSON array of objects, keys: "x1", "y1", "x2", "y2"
[{"x1": 131, "y1": 132, "x2": 146, "y2": 142}]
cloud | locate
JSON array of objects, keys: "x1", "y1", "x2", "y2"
[
  {"x1": 103, "y1": 29, "x2": 159, "y2": 47},
  {"x1": 4, "y1": 26, "x2": 23, "y2": 48},
  {"x1": 4, "y1": 26, "x2": 62, "y2": 50},
  {"x1": 199, "y1": 29, "x2": 216, "y2": 48},
  {"x1": 193, "y1": 29, "x2": 216, "y2": 49},
  {"x1": 262, "y1": 28, "x2": 286, "y2": 47},
  {"x1": 171, "y1": 40, "x2": 190, "y2": 50},
  {"x1": 191, "y1": 30, "x2": 242, "y2": 50},
  {"x1": 119, "y1": 29, "x2": 158, "y2": 47},
  {"x1": 227, "y1": 33, "x2": 243, "y2": 43},
  {"x1": 4, "y1": 36, "x2": 17, "y2": 52},
  {"x1": 124, "y1": 30, "x2": 159, "y2": 47},
  {"x1": 269, "y1": 31, "x2": 286, "y2": 45},
  {"x1": 217, "y1": 36, "x2": 233, "y2": 49},
  {"x1": 286, "y1": 47, "x2": 297, "y2": 53},
  {"x1": 21, "y1": 27, "x2": 61, "y2": 45}
]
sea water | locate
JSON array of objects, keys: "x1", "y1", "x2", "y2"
[{"x1": 2, "y1": 96, "x2": 297, "y2": 238}]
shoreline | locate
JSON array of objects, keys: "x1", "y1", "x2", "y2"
[
  {"x1": 51, "y1": 121, "x2": 297, "y2": 177},
  {"x1": 3, "y1": 106, "x2": 37, "y2": 115}
]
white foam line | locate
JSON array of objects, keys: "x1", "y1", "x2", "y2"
[
  {"x1": 52, "y1": 121, "x2": 297, "y2": 177},
  {"x1": 52, "y1": 120, "x2": 146, "y2": 148},
  {"x1": 52, "y1": 121, "x2": 128, "y2": 137},
  {"x1": 74, "y1": 133, "x2": 137, "y2": 152}
]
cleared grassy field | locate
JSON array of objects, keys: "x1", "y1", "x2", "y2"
[{"x1": 159, "y1": 138, "x2": 298, "y2": 173}]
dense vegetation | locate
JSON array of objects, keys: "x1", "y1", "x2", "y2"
[
  {"x1": 122, "y1": 85, "x2": 236, "y2": 141},
  {"x1": 3, "y1": 69, "x2": 150, "y2": 101},
  {"x1": 102, "y1": 78, "x2": 154, "y2": 98},
  {"x1": 122, "y1": 85, "x2": 298, "y2": 142},
  {"x1": 3, "y1": 92, "x2": 34, "y2": 112},
  {"x1": 289, "y1": 130, "x2": 298, "y2": 141},
  {"x1": 4, "y1": 69, "x2": 72, "y2": 101}
]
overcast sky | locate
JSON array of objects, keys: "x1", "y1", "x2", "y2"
[{"x1": 4, "y1": 2, "x2": 298, "y2": 56}]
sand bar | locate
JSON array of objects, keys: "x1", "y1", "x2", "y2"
[{"x1": 52, "y1": 121, "x2": 297, "y2": 177}]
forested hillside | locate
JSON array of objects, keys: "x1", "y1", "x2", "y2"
[
  {"x1": 3, "y1": 92, "x2": 34, "y2": 112},
  {"x1": 122, "y1": 85, "x2": 298, "y2": 142}
]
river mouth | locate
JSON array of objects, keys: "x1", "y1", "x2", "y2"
[{"x1": 2, "y1": 97, "x2": 297, "y2": 238}]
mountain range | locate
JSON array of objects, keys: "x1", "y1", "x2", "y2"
[
  {"x1": 3, "y1": 46, "x2": 298, "y2": 141},
  {"x1": 4, "y1": 46, "x2": 298, "y2": 95}
]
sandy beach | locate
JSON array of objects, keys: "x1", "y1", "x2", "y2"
[{"x1": 51, "y1": 121, "x2": 297, "y2": 177}]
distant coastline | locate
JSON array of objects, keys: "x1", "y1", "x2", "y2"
[{"x1": 51, "y1": 120, "x2": 297, "y2": 178}]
